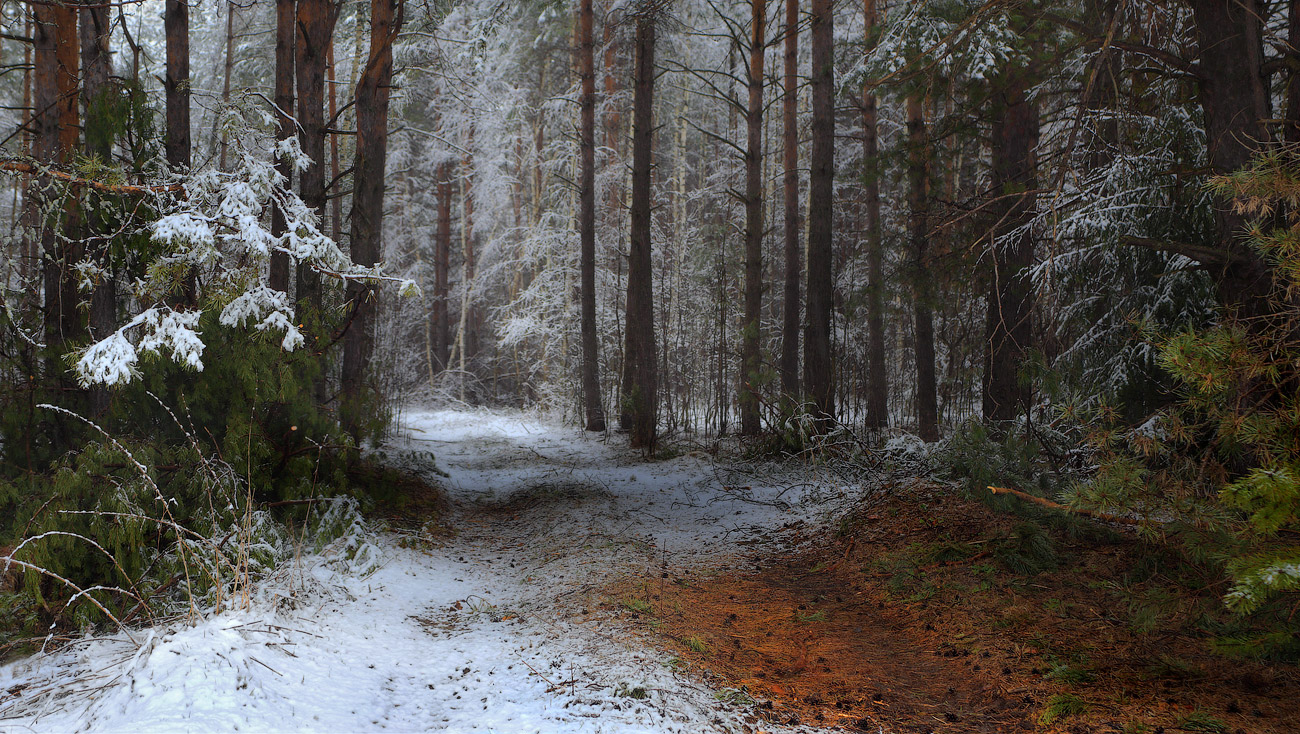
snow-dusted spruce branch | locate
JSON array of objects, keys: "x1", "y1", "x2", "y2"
[
  {"x1": 5, "y1": 531, "x2": 152, "y2": 621},
  {"x1": 69, "y1": 116, "x2": 417, "y2": 388},
  {"x1": 30, "y1": 402, "x2": 279, "y2": 621},
  {"x1": 0, "y1": 553, "x2": 138, "y2": 639},
  {"x1": 856, "y1": 0, "x2": 1022, "y2": 88},
  {"x1": 36, "y1": 403, "x2": 206, "y2": 620}
]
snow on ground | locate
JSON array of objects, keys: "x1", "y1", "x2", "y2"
[{"x1": 0, "y1": 409, "x2": 849, "y2": 733}]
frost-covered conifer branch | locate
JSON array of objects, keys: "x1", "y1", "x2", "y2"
[{"x1": 71, "y1": 109, "x2": 416, "y2": 388}]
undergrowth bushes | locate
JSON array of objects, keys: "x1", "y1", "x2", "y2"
[{"x1": 0, "y1": 318, "x2": 411, "y2": 652}]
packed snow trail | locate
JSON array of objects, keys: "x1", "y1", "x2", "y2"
[{"x1": 0, "y1": 409, "x2": 834, "y2": 733}]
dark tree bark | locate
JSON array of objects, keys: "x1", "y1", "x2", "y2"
[
  {"x1": 433, "y1": 161, "x2": 452, "y2": 373},
  {"x1": 603, "y1": 0, "x2": 622, "y2": 214},
  {"x1": 79, "y1": 6, "x2": 110, "y2": 162},
  {"x1": 294, "y1": 0, "x2": 340, "y2": 320},
  {"x1": 164, "y1": 0, "x2": 191, "y2": 170},
  {"x1": 460, "y1": 138, "x2": 478, "y2": 368},
  {"x1": 862, "y1": 0, "x2": 886, "y2": 430},
  {"x1": 739, "y1": 0, "x2": 766, "y2": 435},
  {"x1": 620, "y1": 8, "x2": 659, "y2": 450},
  {"x1": 983, "y1": 74, "x2": 1039, "y2": 424},
  {"x1": 577, "y1": 0, "x2": 606, "y2": 432},
  {"x1": 270, "y1": 0, "x2": 295, "y2": 293},
  {"x1": 341, "y1": 0, "x2": 402, "y2": 439},
  {"x1": 35, "y1": 3, "x2": 81, "y2": 354},
  {"x1": 1185, "y1": 0, "x2": 1274, "y2": 316},
  {"x1": 34, "y1": 2, "x2": 82, "y2": 447},
  {"x1": 219, "y1": 1, "x2": 236, "y2": 171},
  {"x1": 19, "y1": 10, "x2": 33, "y2": 288},
  {"x1": 328, "y1": 40, "x2": 342, "y2": 243},
  {"x1": 906, "y1": 95, "x2": 938, "y2": 441},
  {"x1": 81, "y1": 3, "x2": 114, "y2": 417},
  {"x1": 1288, "y1": 0, "x2": 1300, "y2": 144},
  {"x1": 165, "y1": 0, "x2": 196, "y2": 304},
  {"x1": 779, "y1": 0, "x2": 800, "y2": 402},
  {"x1": 803, "y1": 0, "x2": 834, "y2": 426}
]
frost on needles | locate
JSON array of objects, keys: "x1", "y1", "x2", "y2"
[{"x1": 72, "y1": 117, "x2": 417, "y2": 388}]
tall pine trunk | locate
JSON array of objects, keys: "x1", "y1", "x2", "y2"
[
  {"x1": 1288, "y1": 0, "x2": 1300, "y2": 144},
  {"x1": 739, "y1": 0, "x2": 766, "y2": 435},
  {"x1": 803, "y1": 0, "x2": 834, "y2": 426},
  {"x1": 907, "y1": 95, "x2": 938, "y2": 441},
  {"x1": 34, "y1": 2, "x2": 81, "y2": 445},
  {"x1": 164, "y1": 0, "x2": 190, "y2": 171},
  {"x1": 35, "y1": 4, "x2": 80, "y2": 353},
  {"x1": 294, "y1": 0, "x2": 340, "y2": 324},
  {"x1": 1184, "y1": 0, "x2": 1273, "y2": 316},
  {"x1": 983, "y1": 74, "x2": 1038, "y2": 424},
  {"x1": 341, "y1": 0, "x2": 401, "y2": 439},
  {"x1": 862, "y1": 0, "x2": 887, "y2": 430},
  {"x1": 433, "y1": 162, "x2": 452, "y2": 374},
  {"x1": 81, "y1": 3, "x2": 113, "y2": 417},
  {"x1": 577, "y1": 0, "x2": 606, "y2": 432},
  {"x1": 165, "y1": 0, "x2": 193, "y2": 303},
  {"x1": 620, "y1": 8, "x2": 658, "y2": 450},
  {"x1": 603, "y1": 0, "x2": 622, "y2": 214},
  {"x1": 328, "y1": 41, "x2": 342, "y2": 242},
  {"x1": 270, "y1": 0, "x2": 295, "y2": 293},
  {"x1": 779, "y1": 0, "x2": 800, "y2": 402},
  {"x1": 219, "y1": 1, "x2": 236, "y2": 171},
  {"x1": 460, "y1": 135, "x2": 477, "y2": 371}
]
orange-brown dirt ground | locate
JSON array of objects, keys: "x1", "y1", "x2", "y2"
[{"x1": 601, "y1": 480, "x2": 1300, "y2": 733}]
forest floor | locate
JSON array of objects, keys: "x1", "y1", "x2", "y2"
[
  {"x1": 1, "y1": 408, "x2": 1297, "y2": 733},
  {"x1": 602, "y1": 478, "x2": 1300, "y2": 734},
  {"x1": 0, "y1": 409, "x2": 829, "y2": 733}
]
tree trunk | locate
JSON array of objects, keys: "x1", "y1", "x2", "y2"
[
  {"x1": 295, "y1": 0, "x2": 340, "y2": 323},
  {"x1": 460, "y1": 136, "x2": 477, "y2": 368},
  {"x1": 983, "y1": 74, "x2": 1039, "y2": 424},
  {"x1": 863, "y1": 0, "x2": 887, "y2": 430},
  {"x1": 907, "y1": 95, "x2": 938, "y2": 441},
  {"x1": 803, "y1": 0, "x2": 834, "y2": 426},
  {"x1": 81, "y1": 3, "x2": 114, "y2": 417},
  {"x1": 165, "y1": 0, "x2": 194, "y2": 302},
  {"x1": 164, "y1": 0, "x2": 191, "y2": 170},
  {"x1": 620, "y1": 9, "x2": 659, "y2": 450},
  {"x1": 219, "y1": 1, "x2": 236, "y2": 171},
  {"x1": 779, "y1": 0, "x2": 800, "y2": 402},
  {"x1": 739, "y1": 0, "x2": 766, "y2": 435},
  {"x1": 603, "y1": 0, "x2": 621, "y2": 213},
  {"x1": 433, "y1": 161, "x2": 452, "y2": 373},
  {"x1": 1288, "y1": 0, "x2": 1300, "y2": 144},
  {"x1": 79, "y1": 6, "x2": 110, "y2": 162},
  {"x1": 270, "y1": 0, "x2": 295, "y2": 293},
  {"x1": 328, "y1": 39, "x2": 342, "y2": 242},
  {"x1": 35, "y1": 2, "x2": 82, "y2": 444},
  {"x1": 35, "y1": 3, "x2": 80, "y2": 353},
  {"x1": 341, "y1": 0, "x2": 401, "y2": 440},
  {"x1": 577, "y1": 0, "x2": 606, "y2": 432},
  {"x1": 19, "y1": 9, "x2": 33, "y2": 288},
  {"x1": 1186, "y1": 0, "x2": 1274, "y2": 316}
]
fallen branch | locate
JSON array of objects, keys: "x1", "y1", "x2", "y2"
[{"x1": 988, "y1": 486, "x2": 1143, "y2": 526}]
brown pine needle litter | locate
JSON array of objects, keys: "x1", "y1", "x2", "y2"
[{"x1": 601, "y1": 483, "x2": 1300, "y2": 733}]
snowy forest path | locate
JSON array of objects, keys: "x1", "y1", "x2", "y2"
[
  {"x1": 0, "y1": 409, "x2": 819, "y2": 734},
  {"x1": 367, "y1": 408, "x2": 824, "y2": 733}
]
